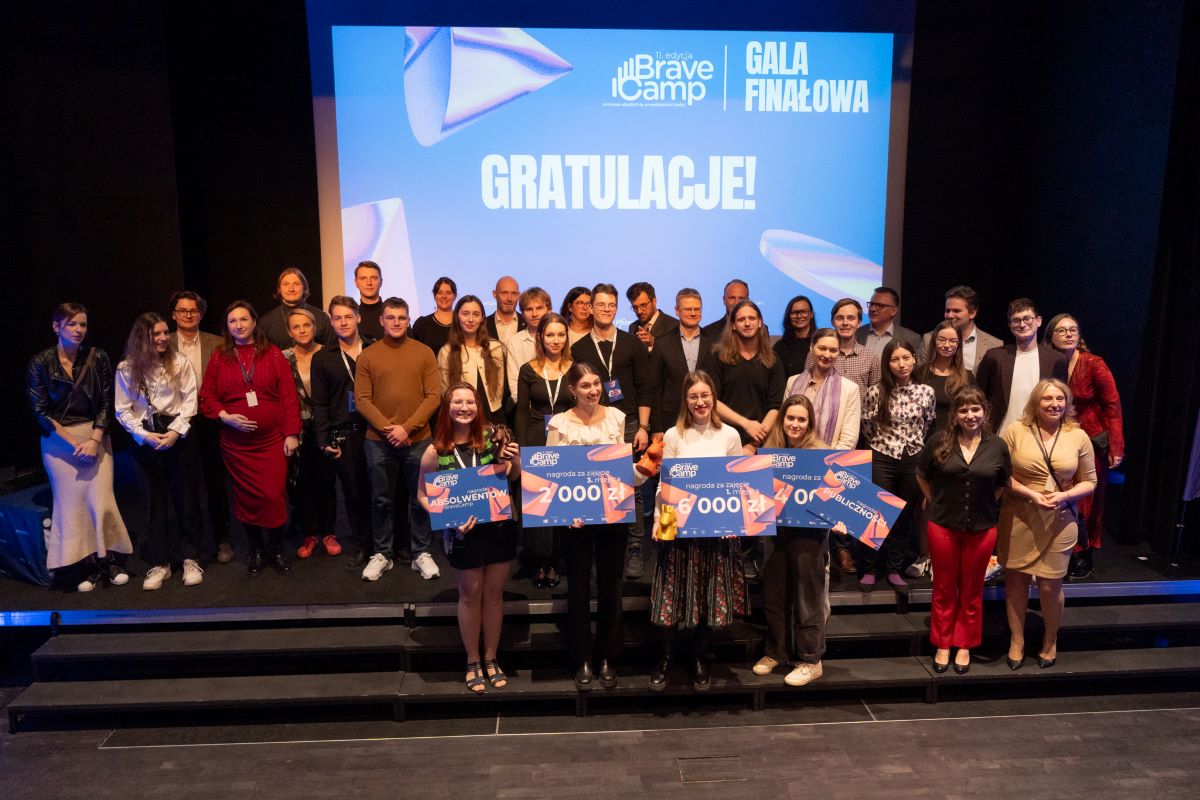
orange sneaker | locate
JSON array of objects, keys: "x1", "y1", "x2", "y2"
[
  {"x1": 296, "y1": 536, "x2": 318, "y2": 558},
  {"x1": 322, "y1": 535, "x2": 343, "y2": 556}
]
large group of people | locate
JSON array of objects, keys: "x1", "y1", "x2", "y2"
[{"x1": 26, "y1": 265, "x2": 1125, "y2": 692}]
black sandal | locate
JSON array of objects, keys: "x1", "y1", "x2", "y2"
[
  {"x1": 465, "y1": 661, "x2": 487, "y2": 694},
  {"x1": 483, "y1": 659, "x2": 508, "y2": 689}
]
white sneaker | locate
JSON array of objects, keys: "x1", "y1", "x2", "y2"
[
  {"x1": 905, "y1": 556, "x2": 931, "y2": 578},
  {"x1": 784, "y1": 661, "x2": 823, "y2": 687},
  {"x1": 142, "y1": 565, "x2": 171, "y2": 591},
  {"x1": 77, "y1": 575, "x2": 99, "y2": 593},
  {"x1": 984, "y1": 555, "x2": 1004, "y2": 582},
  {"x1": 182, "y1": 559, "x2": 204, "y2": 587},
  {"x1": 411, "y1": 552, "x2": 440, "y2": 580},
  {"x1": 752, "y1": 656, "x2": 781, "y2": 676},
  {"x1": 361, "y1": 553, "x2": 393, "y2": 582}
]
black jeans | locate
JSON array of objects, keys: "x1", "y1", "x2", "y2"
[
  {"x1": 566, "y1": 522, "x2": 627, "y2": 664},
  {"x1": 329, "y1": 425, "x2": 373, "y2": 555},
  {"x1": 131, "y1": 435, "x2": 203, "y2": 566},
  {"x1": 192, "y1": 415, "x2": 230, "y2": 546},
  {"x1": 762, "y1": 528, "x2": 829, "y2": 664},
  {"x1": 287, "y1": 421, "x2": 336, "y2": 541},
  {"x1": 866, "y1": 450, "x2": 922, "y2": 575}
]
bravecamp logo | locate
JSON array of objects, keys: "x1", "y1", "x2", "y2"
[
  {"x1": 528, "y1": 451, "x2": 561, "y2": 467},
  {"x1": 433, "y1": 473, "x2": 459, "y2": 488},
  {"x1": 610, "y1": 53, "x2": 715, "y2": 106},
  {"x1": 668, "y1": 462, "x2": 700, "y2": 478}
]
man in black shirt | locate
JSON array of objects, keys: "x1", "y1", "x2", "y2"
[
  {"x1": 354, "y1": 261, "x2": 385, "y2": 341},
  {"x1": 260, "y1": 267, "x2": 337, "y2": 349},
  {"x1": 311, "y1": 295, "x2": 375, "y2": 568},
  {"x1": 571, "y1": 283, "x2": 652, "y2": 578},
  {"x1": 626, "y1": 281, "x2": 678, "y2": 352}
]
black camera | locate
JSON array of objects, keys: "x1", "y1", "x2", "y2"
[{"x1": 329, "y1": 431, "x2": 348, "y2": 451}]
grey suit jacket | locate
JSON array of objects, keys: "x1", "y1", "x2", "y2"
[
  {"x1": 855, "y1": 322, "x2": 920, "y2": 352},
  {"x1": 918, "y1": 326, "x2": 1003, "y2": 372},
  {"x1": 170, "y1": 330, "x2": 223, "y2": 381}
]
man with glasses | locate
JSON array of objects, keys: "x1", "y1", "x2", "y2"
[
  {"x1": 168, "y1": 291, "x2": 233, "y2": 563},
  {"x1": 650, "y1": 289, "x2": 717, "y2": 434},
  {"x1": 976, "y1": 298, "x2": 1068, "y2": 433},
  {"x1": 856, "y1": 286, "x2": 919, "y2": 357},
  {"x1": 625, "y1": 282, "x2": 678, "y2": 352}
]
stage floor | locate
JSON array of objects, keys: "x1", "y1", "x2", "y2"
[{"x1": 0, "y1": 541, "x2": 1193, "y2": 625}]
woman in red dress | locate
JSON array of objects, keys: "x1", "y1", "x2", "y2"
[
  {"x1": 1046, "y1": 314, "x2": 1124, "y2": 580},
  {"x1": 199, "y1": 300, "x2": 301, "y2": 575}
]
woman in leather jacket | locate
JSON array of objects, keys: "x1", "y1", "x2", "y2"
[{"x1": 26, "y1": 302, "x2": 132, "y2": 591}]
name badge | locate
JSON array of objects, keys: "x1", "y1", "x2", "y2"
[
  {"x1": 544, "y1": 414, "x2": 554, "y2": 436},
  {"x1": 347, "y1": 390, "x2": 357, "y2": 414},
  {"x1": 604, "y1": 379, "x2": 624, "y2": 402},
  {"x1": 246, "y1": 391, "x2": 259, "y2": 408}
]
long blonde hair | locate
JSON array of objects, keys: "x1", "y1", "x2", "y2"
[
  {"x1": 675, "y1": 371, "x2": 724, "y2": 433},
  {"x1": 1018, "y1": 378, "x2": 1080, "y2": 431},
  {"x1": 764, "y1": 395, "x2": 827, "y2": 449}
]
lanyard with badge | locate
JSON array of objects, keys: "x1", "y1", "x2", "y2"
[
  {"x1": 452, "y1": 446, "x2": 478, "y2": 469},
  {"x1": 237, "y1": 349, "x2": 258, "y2": 407},
  {"x1": 542, "y1": 371, "x2": 564, "y2": 435},
  {"x1": 340, "y1": 349, "x2": 358, "y2": 414},
  {"x1": 591, "y1": 333, "x2": 624, "y2": 402}
]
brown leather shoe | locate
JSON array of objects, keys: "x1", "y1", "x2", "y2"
[{"x1": 836, "y1": 548, "x2": 857, "y2": 575}]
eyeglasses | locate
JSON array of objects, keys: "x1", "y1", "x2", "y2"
[
  {"x1": 686, "y1": 393, "x2": 713, "y2": 402},
  {"x1": 593, "y1": 303, "x2": 616, "y2": 311},
  {"x1": 1009, "y1": 314, "x2": 1038, "y2": 327},
  {"x1": 174, "y1": 309, "x2": 200, "y2": 317},
  {"x1": 789, "y1": 309, "x2": 812, "y2": 316},
  {"x1": 1053, "y1": 326, "x2": 1079, "y2": 335},
  {"x1": 934, "y1": 337, "x2": 959, "y2": 346},
  {"x1": 866, "y1": 302, "x2": 897, "y2": 310},
  {"x1": 630, "y1": 301, "x2": 653, "y2": 312}
]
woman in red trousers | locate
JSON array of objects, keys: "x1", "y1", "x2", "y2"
[
  {"x1": 1046, "y1": 314, "x2": 1124, "y2": 580},
  {"x1": 199, "y1": 300, "x2": 301, "y2": 575},
  {"x1": 916, "y1": 386, "x2": 1011, "y2": 674}
]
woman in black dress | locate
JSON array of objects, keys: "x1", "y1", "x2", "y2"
[
  {"x1": 417, "y1": 381, "x2": 521, "y2": 693},
  {"x1": 772, "y1": 295, "x2": 816, "y2": 378},
  {"x1": 514, "y1": 312, "x2": 574, "y2": 587},
  {"x1": 410, "y1": 276, "x2": 457, "y2": 355}
]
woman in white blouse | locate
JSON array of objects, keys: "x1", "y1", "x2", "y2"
[
  {"x1": 547, "y1": 362, "x2": 647, "y2": 690},
  {"x1": 648, "y1": 371, "x2": 746, "y2": 693},
  {"x1": 114, "y1": 312, "x2": 203, "y2": 590},
  {"x1": 438, "y1": 295, "x2": 509, "y2": 425}
]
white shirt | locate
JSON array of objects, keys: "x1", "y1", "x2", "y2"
[
  {"x1": 492, "y1": 315, "x2": 519, "y2": 346},
  {"x1": 662, "y1": 422, "x2": 742, "y2": 458},
  {"x1": 114, "y1": 353, "x2": 198, "y2": 445},
  {"x1": 961, "y1": 325, "x2": 979, "y2": 373},
  {"x1": 176, "y1": 332, "x2": 203, "y2": 384},
  {"x1": 1002, "y1": 348, "x2": 1041, "y2": 433},
  {"x1": 505, "y1": 330, "x2": 538, "y2": 398}
]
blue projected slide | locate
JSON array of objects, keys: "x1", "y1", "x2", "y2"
[{"x1": 314, "y1": 18, "x2": 906, "y2": 328}]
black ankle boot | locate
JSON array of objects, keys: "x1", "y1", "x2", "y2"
[
  {"x1": 649, "y1": 657, "x2": 672, "y2": 692},
  {"x1": 598, "y1": 659, "x2": 618, "y2": 689},
  {"x1": 574, "y1": 662, "x2": 594, "y2": 691},
  {"x1": 247, "y1": 549, "x2": 266, "y2": 575},
  {"x1": 692, "y1": 657, "x2": 710, "y2": 692},
  {"x1": 272, "y1": 550, "x2": 291, "y2": 575}
]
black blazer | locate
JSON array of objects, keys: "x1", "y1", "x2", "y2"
[
  {"x1": 648, "y1": 331, "x2": 719, "y2": 433},
  {"x1": 570, "y1": 330, "x2": 651, "y2": 419},
  {"x1": 486, "y1": 312, "x2": 525, "y2": 341},
  {"x1": 975, "y1": 343, "x2": 1069, "y2": 426},
  {"x1": 627, "y1": 311, "x2": 679, "y2": 348}
]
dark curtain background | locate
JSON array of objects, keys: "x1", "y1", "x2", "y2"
[{"x1": 1, "y1": 1, "x2": 1195, "y2": 551}]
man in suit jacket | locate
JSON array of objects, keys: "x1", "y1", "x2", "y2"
[
  {"x1": 485, "y1": 275, "x2": 525, "y2": 346},
  {"x1": 168, "y1": 291, "x2": 232, "y2": 563},
  {"x1": 975, "y1": 297, "x2": 1069, "y2": 433},
  {"x1": 700, "y1": 278, "x2": 749, "y2": 339},
  {"x1": 649, "y1": 288, "x2": 718, "y2": 433},
  {"x1": 571, "y1": 283, "x2": 652, "y2": 577},
  {"x1": 856, "y1": 286, "x2": 920, "y2": 357},
  {"x1": 625, "y1": 281, "x2": 679, "y2": 352},
  {"x1": 916, "y1": 284, "x2": 1003, "y2": 372}
]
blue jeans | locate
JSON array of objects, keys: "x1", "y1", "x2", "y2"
[{"x1": 365, "y1": 437, "x2": 432, "y2": 559}]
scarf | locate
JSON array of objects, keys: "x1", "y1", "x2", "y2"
[{"x1": 786, "y1": 370, "x2": 843, "y2": 447}]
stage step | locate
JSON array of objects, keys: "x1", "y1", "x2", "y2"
[
  {"x1": 30, "y1": 625, "x2": 409, "y2": 679},
  {"x1": 7, "y1": 671, "x2": 405, "y2": 733}
]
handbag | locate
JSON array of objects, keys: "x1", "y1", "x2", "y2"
[
  {"x1": 149, "y1": 413, "x2": 177, "y2": 435},
  {"x1": 1089, "y1": 430, "x2": 1109, "y2": 453}
]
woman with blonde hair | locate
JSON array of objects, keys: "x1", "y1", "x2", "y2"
[
  {"x1": 648, "y1": 370, "x2": 746, "y2": 692},
  {"x1": 997, "y1": 378, "x2": 1096, "y2": 669}
]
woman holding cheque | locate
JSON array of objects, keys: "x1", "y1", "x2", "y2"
[
  {"x1": 546, "y1": 362, "x2": 648, "y2": 690},
  {"x1": 647, "y1": 371, "x2": 747, "y2": 693},
  {"x1": 417, "y1": 382, "x2": 521, "y2": 694},
  {"x1": 753, "y1": 395, "x2": 847, "y2": 687}
]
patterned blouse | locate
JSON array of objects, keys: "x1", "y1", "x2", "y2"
[{"x1": 861, "y1": 382, "x2": 937, "y2": 459}]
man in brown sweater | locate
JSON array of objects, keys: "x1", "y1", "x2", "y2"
[{"x1": 355, "y1": 297, "x2": 442, "y2": 581}]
